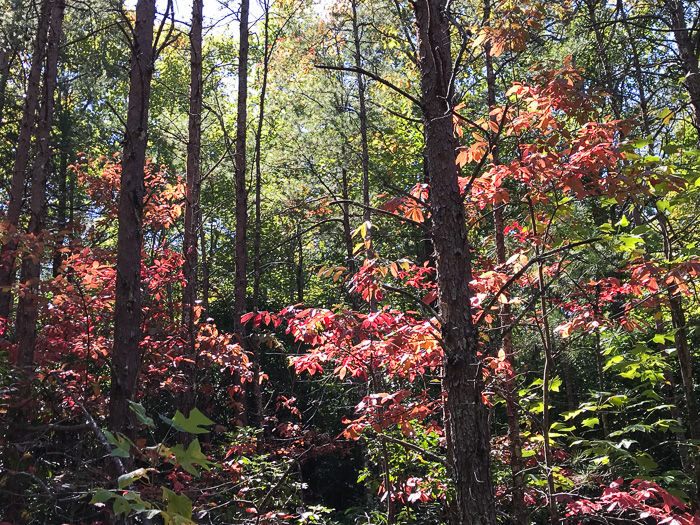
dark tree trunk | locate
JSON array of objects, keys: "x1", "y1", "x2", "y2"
[
  {"x1": 413, "y1": 0, "x2": 497, "y2": 522},
  {"x1": 0, "y1": 0, "x2": 52, "y2": 328},
  {"x1": 232, "y1": 0, "x2": 250, "y2": 427},
  {"x1": 181, "y1": 0, "x2": 203, "y2": 424},
  {"x1": 483, "y1": 15, "x2": 526, "y2": 519},
  {"x1": 664, "y1": 0, "x2": 700, "y2": 138},
  {"x1": 249, "y1": 0, "x2": 269, "y2": 436},
  {"x1": 108, "y1": 0, "x2": 156, "y2": 439},
  {"x1": 15, "y1": 0, "x2": 65, "y2": 371},
  {"x1": 52, "y1": 94, "x2": 70, "y2": 278},
  {"x1": 233, "y1": 0, "x2": 249, "y2": 339}
]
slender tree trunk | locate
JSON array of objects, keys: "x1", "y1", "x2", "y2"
[
  {"x1": 233, "y1": 0, "x2": 249, "y2": 336},
  {"x1": 0, "y1": 0, "x2": 52, "y2": 328},
  {"x1": 527, "y1": 199, "x2": 559, "y2": 525},
  {"x1": 585, "y1": 0, "x2": 621, "y2": 119},
  {"x1": 252, "y1": 0, "x2": 269, "y2": 313},
  {"x1": 413, "y1": 0, "x2": 496, "y2": 522},
  {"x1": 15, "y1": 0, "x2": 65, "y2": 371},
  {"x1": 233, "y1": 0, "x2": 250, "y2": 427},
  {"x1": 0, "y1": 48, "x2": 14, "y2": 126},
  {"x1": 52, "y1": 92, "x2": 70, "y2": 277},
  {"x1": 657, "y1": 212, "x2": 700, "y2": 505},
  {"x1": 199, "y1": 208, "x2": 210, "y2": 316},
  {"x1": 483, "y1": 15, "x2": 526, "y2": 520},
  {"x1": 351, "y1": 0, "x2": 376, "y2": 315},
  {"x1": 181, "y1": 0, "x2": 203, "y2": 425},
  {"x1": 351, "y1": 0, "x2": 370, "y2": 232},
  {"x1": 249, "y1": 0, "x2": 270, "y2": 437},
  {"x1": 108, "y1": 0, "x2": 156, "y2": 438}
]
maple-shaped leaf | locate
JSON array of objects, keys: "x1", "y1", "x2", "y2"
[
  {"x1": 162, "y1": 487, "x2": 194, "y2": 523},
  {"x1": 170, "y1": 439, "x2": 213, "y2": 477},
  {"x1": 171, "y1": 408, "x2": 214, "y2": 434}
]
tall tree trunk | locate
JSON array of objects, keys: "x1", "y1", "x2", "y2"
[
  {"x1": 0, "y1": 0, "x2": 52, "y2": 328},
  {"x1": 108, "y1": 0, "x2": 156, "y2": 438},
  {"x1": 199, "y1": 207, "x2": 210, "y2": 315},
  {"x1": 585, "y1": 0, "x2": 621, "y2": 119},
  {"x1": 52, "y1": 92, "x2": 70, "y2": 277},
  {"x1": 484, "y1": 35, "x2": 525, "y2": 521},
  {"x1": 249, "y1": 0, "x2": 270, "y2": 435},
  {"x1": 351, "y1": 0, "x2": 370, "y2": 233},
  {"x1": 527, "y1": 199, "x2": 559, "y2": 525},
  {"x1": 181, "y1": 0, "x2": 203, "y2": 424},
  {"x1": 233, "y1": 0, "x2": 250, "y2": 427},
  {"x1": 15, "y1": 0, "x2": 65, "y2": 371},
  {"x1": 658, "y1": 212, "x2": 700, "y2": 506},
  {"x1": 413, "y1": 0, "x2": 496, "y2": 523},
  {"x1": 233, "y1": 0, "x2": 249, "y2": 336},
  {"x1": 664, "y1": 0, "x2": 700, "y2": 138}
]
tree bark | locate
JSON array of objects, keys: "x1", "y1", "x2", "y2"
[
  {"x1": 233, "y1": 0, "x2": 249, "y2": 337},
  {"x1": 181, "y1": 0, "x2": 203, "y2": 425},
  {"x1": 233, "y1": 0, "x2": 250, "y2": 427},
  {"x1": 108, "y1": 0, "x2": 156, "y2": 439},
  {"x1": 663, "y1": 0, "x2": 700, "y2": 138},
  {"x1": 15, "y1": 0, "x2": 65, "y2": 371},
  {"x1": 483, "y1": 12, "x2": 526, "y2": 519},
  {"x1": 0, "y1": 0, "x2": 52, "y2": 328},
  {"x1": 413, "y1": 0, "x2": 497, "y2": 522}
]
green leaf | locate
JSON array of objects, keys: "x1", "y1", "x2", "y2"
[
  {"x1": 113, "y1": 495, "x2": 131, "y2": 516},
  {"x1": 616, "y1": 215, "x2": 630, "y2": 228},
  {"x1": 118, "y1": 468, "x2": 154, "y2": 489},
  {"x1": 170, "y1": 439, "x2": 213, "y2": 476},
  {"x1": 129, "y1": 401, "x2": 155, "y2": 430},
  {"x1": 163, "y1": 487, "x2": 193, "y2": 519},
  {"x1": 582, "y1": 417, "x2": 599, "y2": 428},
  {"x1": 103, "y1": 430, "x2": 133, "y2": 457},
  {"x1": 90, "y1": 488, "x2": 114, "y2": 504},
  {"x1": 171, "y1": 408, "x2": 215, "y2": 434}
]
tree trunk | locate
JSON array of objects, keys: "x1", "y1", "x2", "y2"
[
  {"x1": 484, "y1": 15, "x2": 526, "y2": 520},
  {"x1": 0, "y1": 0, "x2": 52, "y2": 328},
  {"x1": 664, "y1": 0, "x2": 700, "y2": 138},
  {"x1": 413, "y1": 0, "x2": 497, "y2": 522},
  {"x1": 15, "y1": 0, "x2": 65, "y2": 371},
  {"x1": 233, "y1": 0, "x2": 249, "y2": 337},
  {"x1": 108, "y1": 0, "x2": 156, "y2": 439},
  {"x1": 250, "y1": 0, "x2": 269, "y2": 436},
  {"x1": 180, "y1": 0, "x2": 203, "y2": 425},
  {"x1": 658, "y1": 211, "x2": 700, "y2": 506},
  {"x1": 233, "y1": 0, "x2": 250, "y2": 427},
  {"x1": 52, "y1": 91, "x2": 71, "y2": 278}
]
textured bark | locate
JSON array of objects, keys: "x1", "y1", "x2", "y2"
[
  {"x1": 15, "y1": 0, "x2": 65, "y2": 371},
  {"x1": 249, "y1": 0, "x2": 270, "y2": 436},
  {"x1": 663, "y1": 0, "x2": 700, "y2": 139},
  {"x1": 658, "y1": 212, "x2": 700, "y2": 505},
  {"x1": 233, "y1": 0, "x2": 249, "y2": 338},
  {"x1": 252, "y1": 0, "x2": 269, "y2": 313},
  {"x1": 232, "y1": 0, "x2": 250, "y2": 427},
  {"x1": 180, "y1": 0, "x2": 203, "y2": 424},
  {"x1": 108, "y1": 0, "x2": 156, "y2": 438},
  {"x1": 484, "y1": 17, "x2": 525, "y2": 521},
  {"x1": 52, "y1": 94, "x2": 71, "y2": 278},
  {"x1": 413, "y1": 0, "x2": 496, "y2": 522},
  {"x1": 0, "y1": 0, "x2": 52, "y2": 327}
]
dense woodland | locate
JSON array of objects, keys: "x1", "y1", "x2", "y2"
[{"x1": 3, "y1": 0, "x2": 700, "y2": 523}]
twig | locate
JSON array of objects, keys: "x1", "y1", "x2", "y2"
[
  {"x1": 378, "y1": 434, "x2": 448, "y2": 466},
  {"x1": 46, "y1": 372, "x2": 126, "y2": 476}
]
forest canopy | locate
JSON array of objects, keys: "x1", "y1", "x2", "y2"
[{"x1": 2, "y1": 0, "x2": 700, "y2": 523}]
